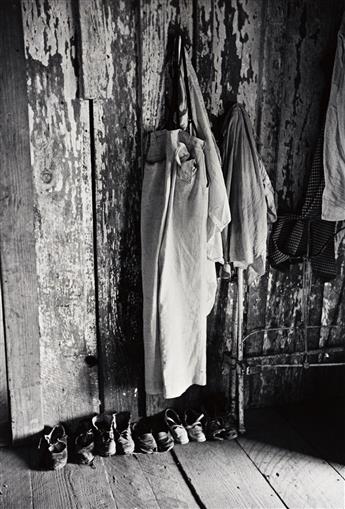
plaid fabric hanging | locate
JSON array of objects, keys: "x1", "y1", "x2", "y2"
[{"x1": 268, "y1": 128, "x2": 337, "y2": 281}]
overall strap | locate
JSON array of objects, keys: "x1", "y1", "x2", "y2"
[{"x1": 180, "y1": 40, "x2": 197, "y2": 135}]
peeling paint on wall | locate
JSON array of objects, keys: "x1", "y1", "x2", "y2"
[
  {"x1": 21, "y1": 0, "x2": 99, "y2": 424},
  {"x1": 12, "y1": 0, "x2": 345, "y2": 425}
]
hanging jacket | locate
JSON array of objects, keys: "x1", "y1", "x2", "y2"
[
  {"x1": 322, "y1": 11, "x2": 345, "y2": 221},
  {"x1": 221, "y1": 103, "x2": 277, "y2": 283}
]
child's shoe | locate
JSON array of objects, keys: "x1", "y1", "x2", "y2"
[
  {"x1": 151, "y1": 412, "x2": 175, "y2": 452},
  {"x1": 39, "y1": 424, "x2": 68, "y2": 470},
  {"x1": 132, "y1": 418, "x2": 157, "y2": 453},
  {"x1": 164, "y1": 409, "x2": 189, "y2": 445},
  {"x1": 115, "y1": 412, "x2": 135, "y2": 455},
  {"x1": 204, "y1": 417, "x2": 226, "y2": 441},
  {"x1": 184, "y1": 409, "x2": 206, "y2": 442},
  {"x1": 74, "y1": 421, "x2": 95, "y2": 465},
  {"x1": 92, "y1": 413, "x2": 116, "y2": 456}
]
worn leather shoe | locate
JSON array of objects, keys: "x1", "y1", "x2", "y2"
[
  {"x1": 92, "y1": 413, "x2": 116, "y2": 456},
  {"x1": 39, "y1": 424, "x2": 68, "y2": 470}
]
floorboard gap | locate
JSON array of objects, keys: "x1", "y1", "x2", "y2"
[
  {"x1": 235, "y1": 438, "x2": 289, "y2": 509},
  {"x1": 170, "y1": 450, "x2": 207, "y2": 509}
]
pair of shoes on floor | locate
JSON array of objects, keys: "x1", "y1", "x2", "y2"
[
  {"x1": 39, "y1": 424, "x2": 68, "y2": 470},
  {"x1": 132, "y1": 416, "x2": 174, "y2": 454},
  {"x1": 39, "y1": 422, "x2": 95, "y2": 470},
  {"x1": 164, "y1": 408, "x2": 206, "y2": 444},
  {"x1": 204, "y1": 413, "x2": 238, "y2": 441},
  {"x1": 201, "y1": 392, "x2": 238, "y2": 441},
  {"x1": 39, "y1": 411, "x2": 135, "y2": 470},
  {"x1": 85, "y1": 411, "x2": 135, "y2": 459}
]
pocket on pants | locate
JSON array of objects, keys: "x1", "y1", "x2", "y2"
[{"x1": 177, "y1": 159, "x2": 198, "y2": 183}]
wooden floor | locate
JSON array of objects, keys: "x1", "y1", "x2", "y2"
[{"x1": 0, "y1": 401, "x2": 344, "y2": 509}]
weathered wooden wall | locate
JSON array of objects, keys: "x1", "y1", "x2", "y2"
[
  {"x1": 78, "y1": 0, "x2": 143, "y2": 417},
  {"x1": 0, "y1": 0, "x2": 42, "y2": 441},
  {"x1": 243, "y1": 0, "x2": 345, "y2": 406},
  {"x1": 0, "y1": 279, "x2": 9, "y2": 444},
  {"x1": 0, "y1": 0, "x2": 344, "y2": 440},
  {"x1": 21, "y1": 0, "x2": 99, "y2": 426},
  {"x1": 196, "y1": 0, "x2": 345, "y2": 408}
]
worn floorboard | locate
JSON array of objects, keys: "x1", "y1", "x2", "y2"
[
  {"x1": 1, "y1": 405, "x2": 345, "y2": 508},
  {"x1": 278, "y1": 400, "x2": 345, "y2": 480},
  {"x1": 103, "y1": 452, "x2": 197, "y2": 509},
  {"x1": 103, "y1": 454, "x2": 160, "y2": 509},
  {"x1": 29, "y1": 456, "x2": 115, "y2": 509},
  {"x1": 172, "y1": 440, "x2": 285, "y2": 509},
  {"x1": 136, "y1": 453, "x2": 198, "y2": 508},
  {"x1": 239, "y1": 407, "x2": 345, "y2": 509},
  {"x1": 0, "y1": 448, "x2": 32, "y2": 509}
]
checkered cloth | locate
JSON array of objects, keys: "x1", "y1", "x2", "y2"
[{"x1": 268, "y1": 129, "x2": 337, "y2": 281}]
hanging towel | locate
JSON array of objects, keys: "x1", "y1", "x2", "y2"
[{"x1": 220, "y1": 103, "x2": 277, "y2": 284}]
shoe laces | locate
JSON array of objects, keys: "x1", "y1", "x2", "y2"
[
  {"x1": 188, "y1": 420, "x2": 203, "y2": 432},
  {"x1": 186, "y1": 414, "x2": 204, "y2": 434}
]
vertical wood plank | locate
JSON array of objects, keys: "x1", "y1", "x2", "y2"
[
  {"x1": 245, "y1": 1, "x2": 287, "y2": 361},
  {"x1": 93, "y1": 97, "x2": 142, "y2": 416},
  {"x1": 276, "y1": 0, "x2": 337, "y2": 211},
  {"x1": 195, "y1": 0, "x2": 266, "y2": 398},
  {"x1": 195, "y1": 0, "x2": 264, "y2": 123},
  {"x1": 0, "y1": 0, "x2": 42, "y2": 441},
  {"x1": 141, "y1": 0, "x2": 193, "y2": 133},
  {"x1": 21, "y1": 0, "x2": 99, "y2": 425},
  {"x1": 78, "y1": 0, "x2": 117, "y2": 100},
  {"x1": 0, "y1": 274, "x2": 10, "y2": 445},
  {"x1": 79, "y1": 0, "x2": 143, "y2": 416},
  {"x1": 243, "y1": 0, "x2": 290, "y2": 402}
]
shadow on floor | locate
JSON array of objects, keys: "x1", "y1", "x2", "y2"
[{"x1": 243, "y1": 398, "x2": 345, "y2": 467}]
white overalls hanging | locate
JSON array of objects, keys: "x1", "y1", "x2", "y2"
[{"x1": 141, "y1": 39, "x2": 230, "y2": 398}]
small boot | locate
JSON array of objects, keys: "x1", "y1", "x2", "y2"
[
  {"x1": 184, "y1": 409, "x2": 206, "y2": 442},
  {"x1": 74, "y1": 421, "x2": 95, "y2": 466},
  {"x1": 115, "y1": 412, "x2": 135, "y2": 455},
  {"x1": 39, "y1": 424, "x2": 68, "y2": 470},
  {"x1": 92, "y1": 413, "x2": 116, "y2": 457}
]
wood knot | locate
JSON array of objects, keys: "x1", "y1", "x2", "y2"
[{"x1": 41, "y1": 170, "x2": 53, "y2": 184}]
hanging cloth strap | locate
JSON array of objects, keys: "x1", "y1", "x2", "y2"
[
  {"x1": 166, "y1": 33, "x2": 196, "y2": 133},
  {"x1": 180, "y1": 39, "x2": 197, "y2": 135}
]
